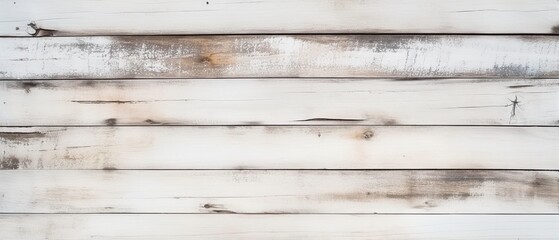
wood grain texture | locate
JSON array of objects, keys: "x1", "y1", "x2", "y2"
[
  {"x1": 1, "y1": 35, "x2": 559, "y2": 79},
  {"x1": 1, "y1": 214, "x2": 558, "y2": 239},
  {"x1": 1, "y1": 126, "x2": 557, "y2": 170},
  {"x1": 1, "y1": 79, "x2": 557, "y2": 126},
  {"x1": 1, "y1": 170, "x2": 557, "y2": 214},
  {"x1": 1, "y1": 0, "x2": 558, "y2": 36}
]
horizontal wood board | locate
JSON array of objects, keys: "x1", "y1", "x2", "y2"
[
  {"x1": 1, "y1": 79, "x2": 557, "y2": 126},
  {"x1": 1, "y1": 0, "x2": 558, "y2": 35},
  {"x1": 1, "y1": 170, "x2": 557, "y2": 213},
  {"x1": 1, "y1": 126, "x2": 557, "y2": 170},
  {"x1": 1, "y1": 215, "x2": 558, "y2": 239},
  {"x1": 2, "y1": 36, "x2": 559, "y2": 79}
]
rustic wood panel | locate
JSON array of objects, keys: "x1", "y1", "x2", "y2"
[
  {"x1": 1, "y1": 79, "x2": 557, "y2": 126},
  {"x1": 1, "y1": 214, "x2": 557, "y2": 239},
  {"x1": 1, "y1": 170, "x2": 557, "y2": 214},
  {"x1": 1, "y1": 0, "x2": 558, "y2": 36},
  {"x1": 1, "y1": 36, "x2": 558, "y2": 79},
  {"x1": 1, "y1": 126, "x2": 557, "y2": 170}
]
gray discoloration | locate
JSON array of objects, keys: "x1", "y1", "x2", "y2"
[
  {"x1": 104, "y1": 118, "x2": 117, "y2": 126},
  {"x1": 492, "y1": 64, "x2": 530, "y2": 77},
  {"x1": 552, "y1": 25, "x2": 559, "y2": 34},
  {"x1": 316, "y1": 171, "x2": 559, "y2": 209},
  {"x1": 299, "y1": 35, "x2": 430, "y2": 51},
  {"x1": 0, "y1": 131, "x2": 46, "y2": 141},
  {"x1": 0, "y1": 156, "x2": 20, "y2": 169}
]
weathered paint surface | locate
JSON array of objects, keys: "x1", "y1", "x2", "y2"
[
  {"x1": 1, "y1": 0, "x2": 558, "y2": 35},
  {"x1": 1, "y1": 126, "x2": 557, "y2": 169},
  {"x1": 1, "y1": 79, "x2": 557, "y2": 126},
  {"x1": 1, "y1": 36, "x2": 558, "y2": 79},
  {"x1": 1, "y1": 1, "x2": 558, "y2": 238}
]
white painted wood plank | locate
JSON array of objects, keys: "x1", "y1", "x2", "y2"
[
  {"x1": 1, "y1": 79, "x2": 557, "y2": 126},
  {"x1": 1, "y1": 214, "x2": 557, "y2": 239},
  {"x1": 1, "y1": 170, "x2": 557, "y2": 214},
  {"x1": 1, "y1": 0, "x2": 558, "y2": 35},
  {"x1": 1, "y1": 126, "x2": 557, "y2": 169},
  {"x1": 1, "y1": 36, "x2": 558, "y2": 79}
]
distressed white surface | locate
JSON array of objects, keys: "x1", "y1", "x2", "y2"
[
  {"x1": 1, "y1": 170, "x2": 557, "y2": 213},
  {"x1": 1, "y1": 36, "x2": 558, "y2": 79},
  {"x1": 1, "y1": 126, "x2": 557, "y2": 169},
  {"x1": 0, "y1": 0, "x2": 558, "y2": 35},
  {"x1": 1, "y1": 79, "x2": 557, "y2": 126},
  {"x1": 1, "y1": 214, "x2": 558, "y2": 239}
]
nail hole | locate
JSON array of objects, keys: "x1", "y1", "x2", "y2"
[{"x1": 363, "y1": 130, "x2": 374, "y2": 140}]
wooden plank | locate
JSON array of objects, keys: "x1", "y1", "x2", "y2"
[
  {"x1": 1, "y1": 126, "x2": 557, "y2": 170},
  {"x1": 1, "y1": 0, "x2": 558, "y2": 36},
  {"x1": 1, "y1": 36, "x2": 558, "y2": 79},
  {"x1": 1, "y1": 214, "x2": 557, "y2": 239},
  {"x1": 1, "y1": 170, "x2": 557, "y2": 214},
  {"x1": 1, "y1": 79, "x2": 557, "y2": 126}
]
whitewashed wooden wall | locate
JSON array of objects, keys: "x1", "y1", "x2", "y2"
[{"x1": 0, "y1": 1, "x2": 558, "y2": 239}]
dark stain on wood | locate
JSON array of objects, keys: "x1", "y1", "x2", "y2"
[
  {"x1": 27, "y1": 22, "x2": 57, "y2": 37},
  {"x1": 296, "y1": 118, "x2": 365, "y2": 122},
  {"x1": 0, "y1": 131, "x2": 46, "y2": 141},
  {"x1": 201, "y1": 203, "x2": 237, "y2": 213},
  {"x1": 0, "y1": 156, "x2": 20, "y2": 169},
  {"x1": 243, "y1": 121, "x2": 263, "y2": 125},
  {"x1": 196, "y1": 53, "x2": 233, "y2": 66},
  {"x1": 315, "y1": 171, "x2": 559, "y2": 209},
  {"x1": 104, "y1": 118, "x2": 117, "y2": 126},
  {"x1": 198, "y1": 54, "x2": 215, "y2": 65},
  {"x1": 80, "y1": 80, "x2": 97, "y2": 87},
  {"x1": 508, "y1": 84, "x2": 535, "y2": 89},
  {"x1": 203, "y1": 203, "x2": 218, "y2": 209},
  {"x1": 11, "y1": 82, "x2": 54, "y2": 93},
  {"x1": 392, "y1": 78, "x2": 448, "y2": 81},
  {"x1": 382, "y1": 119, "x2": 399, "y2": 125},
  {"x1": 518, "y1": 173, "x2": 559, "y2": 200},
  {"x1": 72, "y1": 100, "x2": 146, "y2": 104},
  {"x1": 144, "y1": 119, "x2": 161, "y2": 125},
  {"x1": 210, "y1": 209, "x2": 237, "y2": 214},
  {"x1": 102, "y1": 167, "x2": 117, "y2": 171}
]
